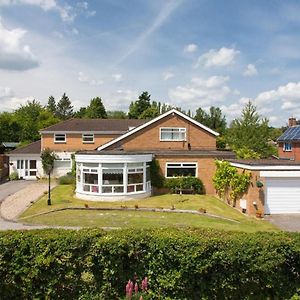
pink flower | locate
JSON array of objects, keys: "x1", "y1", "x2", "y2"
[
  {"x1": 141, "y1": 277, "x2": 148, "y2": 291},
  {"x1": 126, "y1": 280, "x2": 134, "y2": 299},
  {"x1": 139, "y1": 296, "x2": 143, "y2": 300},
  {"x1": 134, "y1": 282, "x2": 139, "y2": 294}
]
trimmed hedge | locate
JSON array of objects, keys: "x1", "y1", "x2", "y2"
[
  {"x1": 165, "y1": 176, "x2": 204, "y2": 194},
  {"x1": 58, "y1": 174, "x2": 75, "y2": 185},
  {"x1": 0, "y1": 228, "x2": 299, "y2": 299}
]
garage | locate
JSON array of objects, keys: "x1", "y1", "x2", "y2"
[
  {"x1": 228, "y1": 159, "x2": 300, "y2": 216},
  {"x1": 265, "y1": 177, "x2": 300, "y2": 214}
]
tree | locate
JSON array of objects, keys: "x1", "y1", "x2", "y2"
[
  {"x1": 107, "y1": 110, "x2": 127, "y2": 119},
  {"x1": 139, "y1": 106, "x2": 160, "y2": 119},
  {"x1": 56, "y1": 93, "x2": 73, "y2": 120},
  {"x1": 0, "y1": 112, "x2": 21, "y2": 143},
  {"x1": 128, "y1": 91, "x2": 151, "y2": 119},
  {"x1": 41, "y1": 148, "x2": 58, "y2": 205},
  {"x1": 47, "y1": 96, "x2": 56, "y2": 115},
  {"x1": 85, "y1": 97, "x2": 107, "y2": 119},
  {"x1": 74, "y1": 107, "x2": 87, "y2": 118},
  {"x1": 194, "y1": 106, "x2": 226, "y2": 135},
  {"x1": 226, "y1": 101, "x2": 273, "y2": 158}
]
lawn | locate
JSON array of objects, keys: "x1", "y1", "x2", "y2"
[{"x1": 19, "y1": 184, "x2": 278, "y2": 232}]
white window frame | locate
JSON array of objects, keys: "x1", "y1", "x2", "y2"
[
  {"x1": 159, "y1": 127, "x2": 186, "y2": 141},
  {"x1": 283, "y1": 142, "x2": 292, "y2": 152},
  {"x1": 54, "y1": 133, "x2": 66, "y2": 143},
  {"x1": 82, "y1": 133, "x2": 95, "y2": 144},
  {"x1": 165, "y1": 162, "x2": 197, "y2": 178}
]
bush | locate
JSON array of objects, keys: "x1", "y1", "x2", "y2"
[
  {"x1": 9, "y1": 171, "x2": 19, "y2": 181},
  {"x1": 58, "y1": 174, "x2": 75, "y2": 185},
  {"x1": 0, "y1": 228, "x2": 299, "y2": 299},
  {"x1": 165, "y1": 176, "x2": 204, "y2": 194}
]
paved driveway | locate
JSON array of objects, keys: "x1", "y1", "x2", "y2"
[
  {"x1": 265, "y1": 214, "x2": 300, "y2": 232},
  {"x1": 0, "y1": 180, "x2": 33, "y2": 202}
]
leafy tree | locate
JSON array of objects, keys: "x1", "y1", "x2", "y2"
[
  {"x1": 226, "y1": 101, "x2": 273, "y2": 158},
  {"x1": 41, "y1": 148, "x2": 57, "y2": 174},
  {"x1": 56, "y1": 93, "x2": 73, "y2": 120},
  {"x1": 85, "y1": 97, "x2": 107, "y2": 119},
  {"x1": 0, "y1": 112, "x2": 21, "y2": 143},
  {"x1": 46, "y1": 95, "x2": 56, "y2": 115},
  {"x1": 128, "y1": 91, "x2": 151, "y2": 119},
  {"x1": 194, "y1": 106, "x2": 226, "y2": 135},
  {"x1": 74, "y1": 107, "x2": 87, "y2": 118},
  {"x1": 139, "y1": 106, "x2": 160, "y2": 119},
  {"x1": 107, "y1": 110, "x2": 127, "y2": 119}
]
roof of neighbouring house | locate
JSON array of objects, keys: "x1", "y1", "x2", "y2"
[
  {"x1": 1, "y1": 142, "x2": 19, "y2": 148},
  {"x1": 40, "y1": 119, "x2": 147, "y2": 133},
  {"x1": 8, "y1": 140, "x2": 41, "y2": 155},
  {"x1": 277, "y1": 126, "x2": 300, "y2": 142}
]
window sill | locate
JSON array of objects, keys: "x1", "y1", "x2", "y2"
[
  {"x1": 54, "y1": 141, "x2": 66, "y2": 144},
  {"x1": 160, "y1": 140, "x2": 187, "y2": 142},
  {"x1": 283, "y1": 150, "x2": 292, "y2": 152},
  {"x1": 82, "y1": 141, "x2": 95, "y2": 144}
]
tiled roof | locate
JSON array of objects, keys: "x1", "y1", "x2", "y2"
[
  {"x1": 40, "y1": 119, "x2": 147, "y2": 133},
  {"x1": 277, "y1": 126, "x2": 300, "y2": 142},
  {"x1": 9, "y1": 140, "x2": 41, "y2": 155}
]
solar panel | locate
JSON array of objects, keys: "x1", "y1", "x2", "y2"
[{"x1": 277, "y1": 126, "x2": 300, "y2": 141}]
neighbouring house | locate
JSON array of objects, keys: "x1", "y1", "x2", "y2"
[
  {"x1": 0, "y1": 142, "x2": 18, "y2": 181},
  {"x1": 277, "y1": 117, "x2": 300, "y2": 161},
  {"x1": 75, "y1": 109, "x2": 235, "y2": 201},
  {"x1": 228, "y1": 159, "x2": 300, "y2": 215},
  {"x1": 8, "y1": 119, "x2": 146, "y2": 179}
]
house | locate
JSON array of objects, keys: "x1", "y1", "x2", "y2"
[
  {"x1": 74, "y1": 109, "x2": 235, "y2": 201},
  {"x1": 8, "y1": 119, "x2": 146, "y2": 179},
  {"x1": 228, "y1": 159, "x2": 300, "y2": 215},
  {"x1": 277, "y1": 117, "x2": 300, "y2": 161}
]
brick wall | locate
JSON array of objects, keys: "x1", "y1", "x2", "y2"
[
  {"x1": 107, "y1": 114, "x2": 217, "y2": 151},
  {"x1": 0, "y1": 155, "x2": 9, "y2": 181},
  {"x1": 41, "y1": 133, "x2": 118, "y2": 152},
  {"x1": 156, "y1": 156, "x2": 217, "y2": 195},
  {"x1": 278, "y1": 142, "x2": 300, "y2": 161}
]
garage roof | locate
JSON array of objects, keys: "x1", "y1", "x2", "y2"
[{"x1": 228, "y1": 159, "x2": 300, "y2": 170}]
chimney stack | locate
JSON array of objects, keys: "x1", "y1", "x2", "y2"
[{"x1": 288, "y1": 117, "x2": 297, "y2": 127}]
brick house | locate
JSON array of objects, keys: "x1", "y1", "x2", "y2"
[
  {"x1": 75, "y1": 109, "x2": 234, "y2": 201},
  {"x1": 277, "y1": 117, "x2": 300, "y2": 161}
]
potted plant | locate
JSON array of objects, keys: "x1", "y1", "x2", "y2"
[{"x1": 255, "y1": 210, "x2": 263, "y2": 218}]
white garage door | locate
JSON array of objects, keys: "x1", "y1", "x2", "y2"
[{"x1": 265, "y1": 178, "x2": 300, "y2": 214}]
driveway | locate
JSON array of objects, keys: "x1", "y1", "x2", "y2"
[
  {"x1": 265, "y1": 214, "x2": 300, "y2": 232},
  {"x1": 0, "y1": 180, "x2": 33, "y2": 203}
]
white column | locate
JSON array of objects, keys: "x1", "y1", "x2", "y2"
[
  {"x1": 124, "y1": 163, "x2": 128, "y2": 194},
  {"x1": 98, "y1": 163, "x2": 102, "y2": 194},
  {"x1": 143, "y1": 162, "x2": 146, "y2": 191}
]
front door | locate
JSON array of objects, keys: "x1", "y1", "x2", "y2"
[{"x1": 17, "y1": 159, "x2": 37, "y2": 179}]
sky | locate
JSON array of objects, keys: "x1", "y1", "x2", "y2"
[{"x1": 1, "y1": 0, "x2": 300, "y2": 126}]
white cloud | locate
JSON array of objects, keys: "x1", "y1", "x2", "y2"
[
  {"x1": 1, "y1": 0, "x2": 75, "y2": 22},
  {"x1": 243, "y1": 64, "x2": 258, "y2": 77},
  {"x1": 52, "y1": 31, "x2": 64, "y2": 39},
  {"x1": 183, "y1": 43, "x2": 198, "y2": 53},
  {"x1": 168, "y1": 75, "x2": 231, "y2": 108},
  {"x1": 0, "y1": 19, "x2": 39, "y2": 70},
  {"x1": 110, "y1": 89, "x2": 138, "y2": 110},
  {"x1": 112, "y1": 73, "x2": 123, "y2": 82},
  {"x1": 162, "y1": 71, "x2": 174, "y2": 81},
  {"x1": 78, "y1": 71, "x2": 103, "y2": 86},
  {"x1": 195, "y1": 47, "x2": 240, "y2": 68},
  {"x1": 71, "y1": 28, "x2": 79, "y2": 35}
]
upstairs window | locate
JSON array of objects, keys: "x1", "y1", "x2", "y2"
[
  {"x1": 54, "y1": 134, "x2": 66, "y2": 143},
  {"x1": 82, "y1": 134, "x2": 94, "y2": 143},
  {"x1": 283, "y1": 142, "x2": 292, "y2": 152},
  {"x1": 160, "y1": 127, "x2": 186, "y2": 141}
]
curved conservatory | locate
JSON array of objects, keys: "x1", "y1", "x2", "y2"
[{"x1": 75, "y1": 153, "x2": 153, "y2": 201}]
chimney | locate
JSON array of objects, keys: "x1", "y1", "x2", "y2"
[{"x1": 288, "y1": 117, "x2": 297, "y2": 127}]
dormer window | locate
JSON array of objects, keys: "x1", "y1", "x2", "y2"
[
  {"x1": 82, "y1": 134, "x2": 94, "y2": 144},
  {"x1": 283, "y1": 142, "x2": 292, "y2": 152},
  {"x1": 160, "y1": 127, "x2": 186, "y2": 141},
  {"x1": 54, "y1": 134, "x2": 66, "y2": 143}
]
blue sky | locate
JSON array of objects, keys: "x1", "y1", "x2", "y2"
[{"x1": 1, "y1": 0, "x2": 300, "y2": 126}]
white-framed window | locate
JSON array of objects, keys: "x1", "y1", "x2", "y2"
[
  {"x1": 160, "y1": 127, "x2": 186, "y2": 141},
  {"x1": 166, "y1": 162, "x2": 197, "y2": 178},
  {"x1": 54, "y1": 133, "x2": 66, "y2": 143},
  {"x1": 82, "y1": 133, "x2": 94, "y2": 144},
  {"x1": 283, "y1": 142, "x2": 292, "y2": 152}
]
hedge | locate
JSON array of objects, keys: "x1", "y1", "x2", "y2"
[{"x1": 0, "y1": 228, "x2": 299, "y2": 299}]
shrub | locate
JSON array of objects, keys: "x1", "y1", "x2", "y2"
[
  {"x1": 0, "y1": 228, "x2": 299, "y2": 299},
  {"x1": 165, "y1": 176, "x2": 204, "y2": 194},
  {"x1": 150, "y1": 159, "x2": 165, "y2": 188},
  {"x1": 9, "y1": 171, "x2": 19, "y2": 181},
  {"x1": 58, "y1": 174, "x2": 75, "y2": 185}
]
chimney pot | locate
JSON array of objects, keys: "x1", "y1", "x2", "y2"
[{"x1": 288, "y1": 117, "x2": 297, "y2": 127}]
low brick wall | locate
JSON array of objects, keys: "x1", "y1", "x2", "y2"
[{"x1": 0, "y1": 155, "x2": 9, "y2": 182}]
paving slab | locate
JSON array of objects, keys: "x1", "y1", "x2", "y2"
[{"x1": 265, "y1": 214, "x2": 300, "y2": 232}]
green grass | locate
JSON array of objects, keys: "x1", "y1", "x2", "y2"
[{"x1": 19, "y1": 184, "x2": 278, "y2": 232}]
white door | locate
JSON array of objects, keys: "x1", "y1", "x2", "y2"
[
  {"x1": 17, "y1": 159, "x2": 37, "y2": 179},
  {"x1": 265, "y1": 178, "x2": 300, "y2": 214}
]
